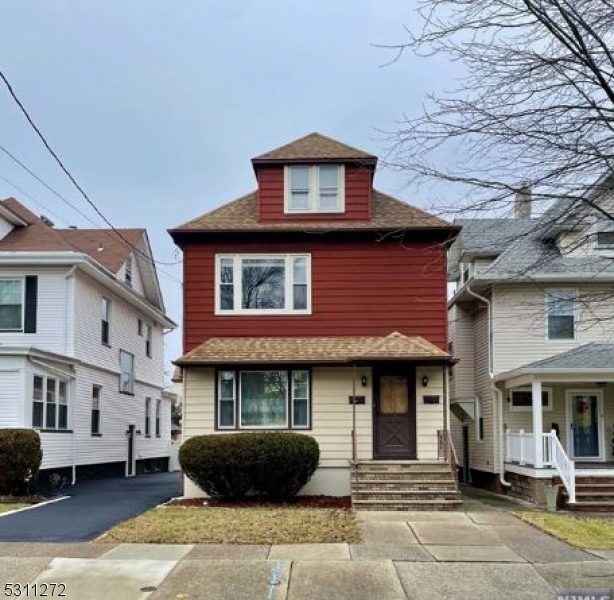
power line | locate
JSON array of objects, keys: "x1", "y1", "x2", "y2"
[
  {"x1": 0, "y1": 68, "x2": 182, "y2": 268},
  {"x1": 0, "y1": 142, "x2": 183, "y2": 287}
]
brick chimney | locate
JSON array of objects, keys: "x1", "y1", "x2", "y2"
[{"x1": 515, "y1": 186, "x2": 532, "y2": 219}]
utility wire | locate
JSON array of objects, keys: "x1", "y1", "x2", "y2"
[
  {"x1": 0, "y1": 68, "x2": 182, "y2": 268},
  {"x1": 0, "y1": 144, "x2": 183, "y2": 287}
]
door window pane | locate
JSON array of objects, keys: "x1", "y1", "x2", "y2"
[
  {"x1": 380, "y1": 376, "x2": 409, "y2": 414},
  {"x1": 240, "y1": 371, "x2": 287, "y2": 427},
  {"x1": 571, "y1": 394, "x2": 600, "y2": 458}
]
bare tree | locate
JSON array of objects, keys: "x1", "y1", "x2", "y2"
[{"x1": 384, "y1": 0, "x2": 614, "y2": 217}]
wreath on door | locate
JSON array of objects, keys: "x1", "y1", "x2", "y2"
[{"x1": 575, "y1": 398, "x2": 592, "y2": 432}]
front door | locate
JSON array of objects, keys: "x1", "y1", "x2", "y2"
[
  {"x1": 374, "y1": 367, "x2": 416, "y2": 459},
  {"x1": 568, "y1": 391, "x2": 603, "y2": 460}
]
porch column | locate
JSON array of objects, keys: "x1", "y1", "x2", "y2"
[{"x1": 532, "y1": 378, "x2": 543, "y2": 468}]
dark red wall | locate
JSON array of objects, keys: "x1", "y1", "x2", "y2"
[
  {"x1": 257, "y1": 164, "x2": 372, "y2": 222},
  {"x1": 182, "y1": 239, "x2": 448, "y2": 353}
]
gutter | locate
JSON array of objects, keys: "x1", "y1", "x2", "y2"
[{"x1": 466, "y1": 286, "x2": 511, "y2": 488}]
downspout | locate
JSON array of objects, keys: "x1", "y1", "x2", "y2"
[
  {"x1": 466, "y1": 286, "x2": 511, "y2": 488},
  {"x1": 65, "y1": 266, "x2": 77, "y2": 485}
]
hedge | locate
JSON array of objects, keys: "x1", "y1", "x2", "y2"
[
  {"x1": 0, "y1": 429, "x2": 43, "y2": 496},
  {"x1": 179, "y1": 432, "x2": 319, "y2": 502}
]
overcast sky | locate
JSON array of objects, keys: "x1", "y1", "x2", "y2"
[{"x1": 0, "y1": 1, "x2": 458, "y2": 381}]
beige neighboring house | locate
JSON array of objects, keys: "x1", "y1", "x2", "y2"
[{"x1": 448, "y1": 175, "x2": 614, "y2": 510}]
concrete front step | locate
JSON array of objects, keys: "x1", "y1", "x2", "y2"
[
  {"x1": 352, "y1": 481, "x2": 456, "y2": 491},
  {"x1": 352, "y1": 498, "x2": 462, "y2": 511}
]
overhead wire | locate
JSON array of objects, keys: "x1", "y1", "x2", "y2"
[{"x1": 0, "y1": 68, "x2": 182, "y2": 268}]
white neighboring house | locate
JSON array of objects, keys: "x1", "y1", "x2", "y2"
[
  {"x1": 448, "y1": 175, "x2": 614, "y2": 510},
  {"x1": 0, "y1": 197, "x2": 176, "y2": 482}
]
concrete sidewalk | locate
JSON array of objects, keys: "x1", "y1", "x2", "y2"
[{"x1": 2, "y1": 507, "x2": 613, "y2": 600}]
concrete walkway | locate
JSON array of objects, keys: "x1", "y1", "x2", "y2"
[{"x1": 2, "y1": 488, "x2": 614, "y2": 599}]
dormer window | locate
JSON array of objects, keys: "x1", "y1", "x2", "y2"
[
  {"x1": 125, "y1": 255, "x2": 133, "y2": 287},
  {"x1": 285, "y1": 165, "x2": 345, "y2": 214}
]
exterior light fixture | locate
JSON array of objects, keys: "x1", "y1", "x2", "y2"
[{"x1": 422, "y1": 375, "x2": 429, "y2": 387}]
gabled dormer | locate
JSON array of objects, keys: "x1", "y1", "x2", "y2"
[{"x1": 251, "y1": 133, "x2": 377, "y2": 222}]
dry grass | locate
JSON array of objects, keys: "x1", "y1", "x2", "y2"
[
  {"x1": 0, "y1": 503, "x2": 28, "y2": 514},
  {"x1": 516, "y1": 511, "x2": 614, "y2": 549},
  {"x1": 102, "y1": 506, "x2": 361, "y2": 545}
]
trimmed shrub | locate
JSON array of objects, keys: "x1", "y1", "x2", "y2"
[
  {"x1": 0, "y1": 429, "x2": 43, "y2": 496},
  {"x1": 179, "y1": 432, "x2": 320, "y2": 502}
]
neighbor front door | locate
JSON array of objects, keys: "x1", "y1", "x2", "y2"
[
  {"x1": 568, "y1": 391, "x2": 603, "y2": 460},
  {"x1": 374, "y1": 367, "x2": 416, "y2": 459}
]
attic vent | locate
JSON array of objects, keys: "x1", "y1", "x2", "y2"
[{"x1": 40, "y1": 215, "x2": 55, "y2": 227}]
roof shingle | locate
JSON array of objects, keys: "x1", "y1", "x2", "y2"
[
  {"x1": 252, "y1": 132, "x2": 377, "y2": 163},
  {"x1": 171, "y1": 190, "x2": 453, "y2": 232},
  {"x1": 175, "y1": 332, "x2": 449, "y2": 365}
]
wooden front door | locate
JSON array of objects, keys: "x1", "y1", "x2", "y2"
[{"x1": 374, "y1": 367, "x2": 416, "y2": 459}]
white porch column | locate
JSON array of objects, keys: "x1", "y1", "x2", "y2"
[{"x1": 532, "y1": 378, "x2": 543, "y2": 468}]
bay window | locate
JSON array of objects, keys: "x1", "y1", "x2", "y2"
[
  {"x1": 32, "y1": 374, "x2": 70, "y2": 430},
  {"x1": 216, "y1": 369, "x2": 311, "y2": 430},
  {"x1": 216, "y1": 254, "x2": 311, "y2": 314}
]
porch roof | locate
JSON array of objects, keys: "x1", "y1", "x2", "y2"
[
  {"x1": 175, "y1": 331, "x2": 451, "y2": 366},
  {"x1": 495, "y1": 343, "x2": 614, "y2": 384}
]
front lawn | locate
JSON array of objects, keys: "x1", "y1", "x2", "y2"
[
  {"x1": 516, "y1": 511, "x2": 614, "y2": 549},
  {"x1": 0, "y1": 503, "x2": 28, "y2": 514},
  {"x1": 102, "y1": 506, "x2": 361, "y2": 544}
]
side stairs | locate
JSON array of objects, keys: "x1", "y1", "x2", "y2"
[
  {"x1": 555, "y1": 473, "x2": 614, "y2": 513},
  {"x1": 350, "y1": 460, "x2": 462, "y2": 510}
]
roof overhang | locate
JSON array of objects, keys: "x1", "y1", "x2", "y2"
[
  {"x1": 0, "y1": 251, "x2": 177, "y2": 329},
  {"x1": 0, "y1": 204, "x2": 28, "y2": 227},
  {"x1": 450, "y1": 397, "x2": 476, "y2": 422},
  {"x1": 495, "y1": 368, "x2": 614, "y2": 389}
]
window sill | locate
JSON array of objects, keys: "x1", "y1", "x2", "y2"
[
  {"x1": 91, "y1": 432, "x2": 103, "y2": 437},
  {"x1": 102, "y1": 342, "x2": 112, "y2": 348},
  {"x1": 215, "y1": 309, "x2": 312, "y2": 316},
  {"x1": 37, "y1": 429, "x2": 73, "y2": 434},
  {"x1": 119, "y1": 391, "x2": 135, "y2": 396},
  {"x1": 144, "y1": 434, "x2": 151, "y2": 438}
]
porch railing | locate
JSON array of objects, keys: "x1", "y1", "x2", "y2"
[
  {"x1": 505, "y1": 429, "x2": 576, "y2": 504},
  {"x1": 437, "y1": 429, "x2": 459, "y2": 482}
]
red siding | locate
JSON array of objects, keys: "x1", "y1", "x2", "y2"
[
  {"x1": 257, "y1": 164, "x2": 371, "y2": 222},
  {"x1": 182, "y1": 239, "x2": 447, "y2": 353}
]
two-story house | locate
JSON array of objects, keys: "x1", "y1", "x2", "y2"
[
  {"x1": 0, "y1": 198, "x2": 176, "y2": 484},
  {"x1": 448, "y1": 174, "x2": 614, "y2": 510},
  {"x1": 170, "y1": 133, "x2": 462, "y2": 509}
]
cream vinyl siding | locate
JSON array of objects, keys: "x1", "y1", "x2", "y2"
[
  {"x1": 492, "y1": 283, "x2": 614, "y2": 374},
  {"x1": 415, "y1": 366, "x2": 446, "y2": 460},
  {"x1": 449, "y1": 303, "x2": 475, "y2": 400},
  {"x1": 473, "y1": 257, "x2": 495, "y2": 277},
  {"x1": 471, "y1": 302, "x2": 497, "y2": 473},
  {"x1": 0, "y1": 267, "x2": 72, "y2": 354},
  {"x1": 503, "y1": 384, "x2": 614, "y2": 463},
  {"x1": 183, "y1": 366, "x2": 373, "y2": 468}
]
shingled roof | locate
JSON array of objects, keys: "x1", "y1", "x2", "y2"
[
  {"x1": 175, "y1": 332, "x2": 450, "y2": 365},
  {"x1": 252, "y1": 132, "x2": 377, "y2": 163},
  {"x1": 0, "y1": 198, "x2": 144, "y2": 274},
  {"x1": 171, "y1": 190, "x2": 453, "y2": 233}
]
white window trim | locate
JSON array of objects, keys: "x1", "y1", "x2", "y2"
[
  {"x1": 119, "y1": 349, "x2": 135, "y2": 394},
  {"x1": 509, "y1": 386, "x2": 553, "y2": 412},
  {"x1": 215, "y1": 254, "x2": 312, "y2": 315},
  {"x1": 32, "y1": 373, "x2": 71, "y2": 431},
  {"x1": 91, "y1": 385, "x2": 102, "y2": 435},
  {"x1": 544, "y1": 288, "x2": 579, "y2": 343},
  {"x1": 0, "y1": 277, "x2": 25, "y2": 332},
  {"x1": 283, "y1": 164, "x2": 345, "y2": 214}
]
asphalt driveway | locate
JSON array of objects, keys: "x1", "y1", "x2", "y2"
[{"x1": 0, "y1": 472, "x2": 181, "y2": 542}]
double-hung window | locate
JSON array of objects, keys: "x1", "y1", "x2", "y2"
[
  {"x1": 217, "y1": 369, "x2": 310, "y2": 430},
  {"x1": 101, "y1": 298, "x2": 110, "y2": 345},
  {"x1": 119, "y1": 350, "x2": 135, "y2": 394},
  {"x1": 145, "y1": 397, "x2": 151, "y2": 436},
  {"x1": 216, "y1": 254, "x2": 311, "y2": 314},
  {"x1": 146, "y1": 324, "x2": 152, "y2": 358},
  {"x1": 285, "y1": 165, "x2": 344, "y2": 213},
  {"x1": 0, "y1": 279, "x2": 23, "y2": 331},
  {"x1": 91, "y1": 386, "x2": 102, "y2": 435},
  {"x1": 125, "y1": 255, "x2": 133, "y2": 286},
  {"x1": 155, "y1": 399, "x2": 161, "y2": 437},
  {"x1": 546, "y1": 289, "x2": 577, "y2": 340},
  {"x1": 32, "y1": 375, "x2": 70, "y2": 430}
]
